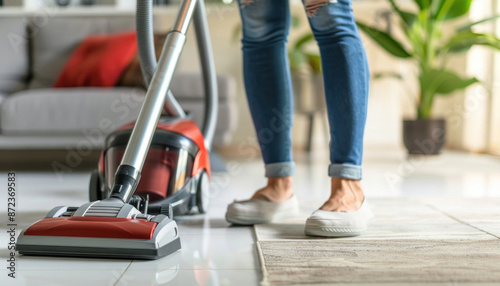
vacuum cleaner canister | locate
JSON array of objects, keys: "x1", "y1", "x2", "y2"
[{"x1": 16, "y1": 200, "x2": 181, "y2": 260}]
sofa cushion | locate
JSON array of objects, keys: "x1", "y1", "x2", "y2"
[
  {"x1": 0, "y1": 18, "x2": 29, "y2": 94},
  {"x1": 29, "y1": 16, "x2": 136, "y2": 89},
  {"x1": 0, "y1": 92, "x2": 6, "y2": 106},
  {"x1": 170, "y1": 74, "x2": 236, "y2": 100},
  {"x1": 1, "y1": 87, "x2": 145, "y2": 135}
]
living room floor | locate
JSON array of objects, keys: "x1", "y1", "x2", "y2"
[{"x1": 1, "y1": 147, "x2": 499, "y2": 285}]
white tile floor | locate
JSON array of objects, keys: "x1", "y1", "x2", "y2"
[{"x1": 0, "y1": 148, "x2": 499, "y2": 285}]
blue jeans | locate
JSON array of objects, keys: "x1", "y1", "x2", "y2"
[{"x1": 238, "y1": 0, "x2": 369, "y2": 180}]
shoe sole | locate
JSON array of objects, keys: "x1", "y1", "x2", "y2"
[
  {"x1": 304, "y1": 225, "x2": 367, "y2": 237},
  {"x1": 225, "y1": 215, "x2": 269, "y2": 225},
  {"x1": 225, "y1": 209, "x2": 300, "y2": 225}
]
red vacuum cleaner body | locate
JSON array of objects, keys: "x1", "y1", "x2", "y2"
[{"x1": 91, "y1": 117, "x2": 212, "y2": 216}]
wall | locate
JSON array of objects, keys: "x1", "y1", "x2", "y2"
[{"x1": 491, "y1": 0, "x2": 500, "y2": 154}]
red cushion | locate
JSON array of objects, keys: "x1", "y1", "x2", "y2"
[{"x1": 54, "y1": 31, "x2": 137, "y2": 88}]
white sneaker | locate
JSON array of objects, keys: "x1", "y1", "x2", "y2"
[
  {"x1": 305, "y1": 199, "x2": 374, "y2": 237},
  {"x1": 225, "y1": 195, "x2": 300, "y2": 225}
]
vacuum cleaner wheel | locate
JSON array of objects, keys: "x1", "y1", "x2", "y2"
[{"x1": 196, "y1": 171, "x2": 210, "y2": 214}]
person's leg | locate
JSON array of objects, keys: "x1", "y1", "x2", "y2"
[
  {"x1": 304, "y1": 0, "x2": 370, "y2": 211},
  {"x1": 238, "y1": 0, "x2": 295, "y2": 203}
]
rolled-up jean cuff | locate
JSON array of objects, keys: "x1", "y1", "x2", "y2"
[
  {"x1": 328, "y1": 164, "x2": 362, "y2": 180},
  {"x1": 265, "y1": 162, "x2": 296, "y2": 177}
]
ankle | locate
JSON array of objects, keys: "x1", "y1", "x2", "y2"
[
  {"x1": 320, "y1": 178, "x2": 364, "y2": 212},
  {"x1": 330, "y1": 178, "x2": 364, "y2": 198},
  {"x1": 251, "y1": 176, "x2": 294, "y2": 202},
  {"x1": 268, "y1": 176, "x2": 293, "y2": 191}
]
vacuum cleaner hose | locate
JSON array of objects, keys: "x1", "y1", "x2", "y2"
[
  {"x1": 193, "y1": 0, "x2": 218, "y2": 151},
  {"x1": 136, "y1": 0, "x2": 156, "y2": 87},
  {"x1": 136, "y1": 0, "x2": 186, "y2": 118}
]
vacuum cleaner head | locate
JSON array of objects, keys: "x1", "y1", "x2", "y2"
[{"x1": 17, "y1": 200, "x2": 181, "y2": 260}]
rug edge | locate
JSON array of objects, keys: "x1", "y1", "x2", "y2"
[{"x1": 255, "y1": 227, "x2": 270, "y2": 286}]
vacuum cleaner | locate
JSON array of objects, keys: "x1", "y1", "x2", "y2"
[{"x1": 16, "y1": 0, "x2": 218, "y2": 260}]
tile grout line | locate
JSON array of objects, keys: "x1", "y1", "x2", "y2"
[
  {"x1": 423, "y1": 202, "x2": 500, "y2": 240},
  {"x1": 112, "y1": 260, "x2": 133, "y2": 286}
]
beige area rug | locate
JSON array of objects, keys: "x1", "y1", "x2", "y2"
[{"x1": 254, "y1": 198, "x2": 500, "y2": 285}]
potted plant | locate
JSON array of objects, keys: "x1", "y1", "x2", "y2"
[{"x1": 356, "y1": 0, "x2": 500, "y2": 154}]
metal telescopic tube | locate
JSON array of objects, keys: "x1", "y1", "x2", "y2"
[
  {"x1": 172, "y1": 0, "x2": 198, "y2": 35},
  {"x1": 193, "y1": 0, "x2": 218, "y2": 151},
  {"x1": 111, "y1": 0, "x2": 198, "y2": 203}
]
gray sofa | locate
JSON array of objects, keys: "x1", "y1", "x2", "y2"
[{"x1": 0, "y1": 15, "x2": 237, "y2": 150}]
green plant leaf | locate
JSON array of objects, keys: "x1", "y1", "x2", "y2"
[
  {"x1": 413, "y1": 0, "x2": 430, "y2": 10},
  {"x1": 290, "y1": 33, "x2": 321, "y2": 73},
  {"x1": 293, "y1": 33, "x2": 315, "y2": 50},
  {"x1": 291, "y1": 16, "x2": 301, "y2": 28},
  {"x1": 440, "y1": 31, "x2": 500, "y2": 54},
  {"x1": 356, "y1": 21, "x2": 412, "y2": 58},
  {"x1": 433, "y1": 0, "x2": 472, "y2": 21},
  {"x1": 457, "y1": 15, "x2": 500, "y2": 32},
  {"x1": 420, "y1": 68, "x2": 479, "y2": 95},
  {"x1": 388, "y1": 0, "x2": 417, "y2": 27},
  {"x1": 373, "y1": 72, "x2": 404, "y2": 80},
  {"x1": 288, "y1": 49, "x2": 307, "y2": 73},
  {"x1": 306, "y1": 53, "x2": 322, "y2": 74},
  {"x1": 400, "y1": 10, "x2": 418, "y2": 27},
  {"x1": 231, "y1": 23, "x2": 242, "y2": 44}
]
